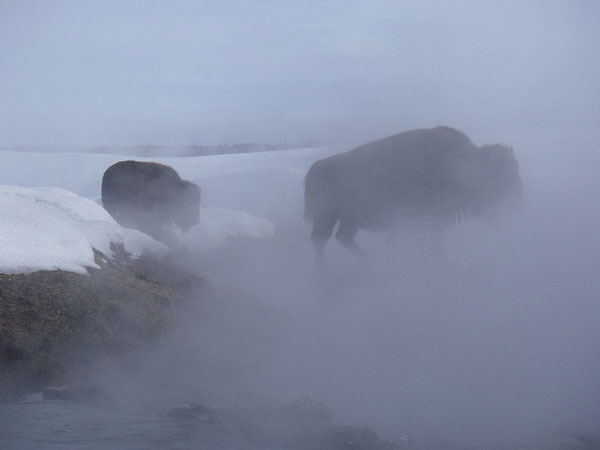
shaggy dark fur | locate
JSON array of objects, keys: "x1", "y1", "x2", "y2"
[
  {"x1": 102, "y1": 161, "x2": 201, "y2": 238},
  {"x1": 304, "y1": 126, "x2": 522, "y2": 259}
]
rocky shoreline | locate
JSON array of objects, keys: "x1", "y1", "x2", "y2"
[
  {"x1": 0, "y1": 246, "x2": 201, "y2": 400},
  {"x1": 0, "y1": 248, "x2": 414, "y2": 449}
]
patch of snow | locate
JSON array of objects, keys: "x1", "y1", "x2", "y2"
[
  {"x1": 182, "y1": 207, "x2": 275, "y2": 252},
  {"x1": 0, "y1": 185, "x2": 168, "y2": 274}
]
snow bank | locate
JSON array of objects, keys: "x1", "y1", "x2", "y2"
[
  {"x1": 186, "y1": 206, "x2": 275, "y2": 252},
  {"x1": 0, "y1": 185, "x2": 168, "y2": 274}
]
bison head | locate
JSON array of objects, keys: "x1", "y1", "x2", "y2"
[
  {"x1": 172, "y1": 180, "x2": 201, "y2": 232},
  {"x1": 474, "y1": 144, "x2": 523, "y2": 221}
]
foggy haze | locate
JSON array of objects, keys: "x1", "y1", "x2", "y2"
[
  {"x1": 163, "y1": 130, "x2": 600, "y2": 447},
  {"x1": 1, "y1": 1, "x2": 600, "y2": 449},
  {"x1": 1, "y1": 0, "x2": 599, "y2": 146}
]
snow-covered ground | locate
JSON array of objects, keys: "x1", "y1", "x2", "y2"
[
  {"x1": 0, "y1": 185, "x2": 167, "y2": 274},
  {"x1": 0, "y1": 146, "x2": 341, "y2": 205},
  {"x1": 0, "y1": 146, "x2": 340, "y2": 274}
]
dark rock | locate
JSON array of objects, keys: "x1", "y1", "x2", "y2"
[
  {"x1": 253, "y1": 398, "x2": 403, "y2": 450},
  {"x1": 159, "y1": 403, "x2": 222, "y2": 422},
  {"x1": 323, "y1": 425, "x2": 383, "y2": 450},
  {"x1": 282, "y1": 424, "x2": 387, "y2": 450},
  {"x1": 156, "y1": 397, "x2": 402, "y2": 450},
  {"x1": 279, "y1": 396, "x2": 333, "y2": 423},
  {"x1": 0, "y1": 250, "x2": 203, "y2": 400},
  {"x1": 159, "y1": 402, "x2": 265, "y2": 442}
]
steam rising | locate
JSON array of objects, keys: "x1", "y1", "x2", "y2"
[
  {"x1": 1, "y1": 1, "x2": 599, "y2": 448},
  {"x1": 89, "y1": 130, "x2": 599, "y2": 448}
]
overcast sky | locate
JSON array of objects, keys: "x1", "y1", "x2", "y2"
[{"x1": 1, "y1": 0, "x2": 599, "y2": 146}]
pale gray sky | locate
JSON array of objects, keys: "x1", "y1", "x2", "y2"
[{"x1": 1, "y1": 0, "x2": 599, "y2": 145}]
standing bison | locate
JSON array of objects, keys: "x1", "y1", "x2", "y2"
[
  {"x1": 101, "y1": 160, "x2": 201, "y2": 240},
  {"x1": 304, "y1": 126, "x2": 522, "y2": 260}
]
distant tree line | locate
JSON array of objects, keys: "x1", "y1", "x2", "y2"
[{"x1": 2, "y1": 140, "x2": 319, "y2": 157}]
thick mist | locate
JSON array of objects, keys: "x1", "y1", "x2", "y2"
[
  {"x1": 85, "y1": 130, "x2": 600, "y2": 449},
  {"x1": 2, "y1": 1, "x2": 600, "y2": 448},
  {"x1": 1, "y1": 1, "x2": 599, "y2": 146}
]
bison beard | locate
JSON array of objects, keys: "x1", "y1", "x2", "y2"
[
  {"x1": 304, "y1": 126, "x2": 522, "y2": 261},
  {"x1": 101, "y1": 160, "x2": 201, "y2": 242}
]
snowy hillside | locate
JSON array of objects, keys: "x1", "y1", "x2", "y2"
[{"x1": 0, "y1": 146, "x2": 341, "y2": 203}]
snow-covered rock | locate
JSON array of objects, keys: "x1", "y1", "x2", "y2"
[
  {"x1": 186, "y1": 206, "x2": 275, "y2": 252},
  {"x1": 0, "y1": 185, "x2": 168, "y2": 274}
]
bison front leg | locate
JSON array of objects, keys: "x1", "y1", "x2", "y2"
[
  {"x1": 335, "y1": 219, "x2": 366, "y2": 258},
  {"x1": 310, "y1": 212, "x2": 338, "y2": 264}
]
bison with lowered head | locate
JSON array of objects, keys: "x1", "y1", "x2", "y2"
[
  {"x1": 102, "y1": 160, "x2": 201, "y2": 240},
  {"x1": 304, "y1": 126, "x2": 522, "y2": 260}
]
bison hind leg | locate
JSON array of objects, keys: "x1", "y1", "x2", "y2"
[{"x1": 335, "y1": 218, "x2": 366, "y2": 258}]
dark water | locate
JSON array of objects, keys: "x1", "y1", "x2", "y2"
[{"x1": 0, "y1": 396, "x2": 269, "y2": 450}]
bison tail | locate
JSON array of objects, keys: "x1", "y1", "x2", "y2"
[
  {"x1": 303, "y1": 188, "x2": 314, "y2": 222},
  {"x1": 304, "y1": 157, "x2": 337, "y2": 222}
]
